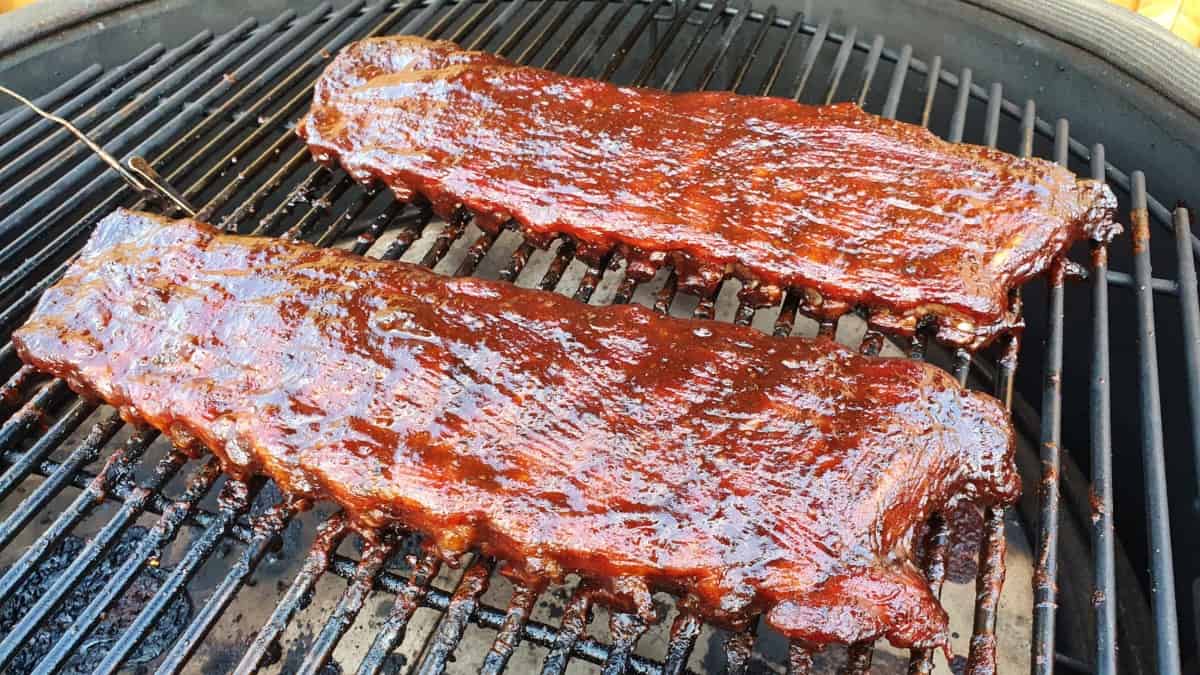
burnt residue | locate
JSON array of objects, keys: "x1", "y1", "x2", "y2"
[
  {"x1": 964, "y1": 507, "x2": 1007, "y2": 675},
  {"x1": 943, "y1": 502, "x2": 984, "y2": 583},
  {"x1": 0, "y1": 526, "x2": 191, "y2": 673}
]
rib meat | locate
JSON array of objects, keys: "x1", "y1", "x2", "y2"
[
  {"x1": 13, "y1": 209, "x2": 1020, "y2": 648},
  {"x1": 298, "y1": 36, "x2": 1119, "y2": 349}
]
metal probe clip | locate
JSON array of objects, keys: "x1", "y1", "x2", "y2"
[{"x1": 0, "y1": 84, "x2": 197, "y2": 217}]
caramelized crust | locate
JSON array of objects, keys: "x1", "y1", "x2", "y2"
[
  {"x1": 298, "y1": 36, "x2": 1119, "y2": 348},
  {"x1": 13, "y1": 210, "x2": 1020, "y2": 648}
]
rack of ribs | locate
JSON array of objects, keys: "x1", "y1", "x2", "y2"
[
  {"x1": 297, "y1": 36, "x2": 1119, "y2": 349},
  {"x1": 12, "y1": 209, "x2": 1020, "y2": 648}
]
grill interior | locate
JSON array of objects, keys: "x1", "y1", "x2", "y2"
[{"x1": 0, "y1": 0, "x2": 1196, "y2": 673}]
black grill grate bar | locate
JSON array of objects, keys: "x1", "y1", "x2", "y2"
[
  {"x1": 0, "y1": 64, "x2": 105, "y2": 140},
  {"x1": 1089, "y1": 143, "x2": 1118, "y2": 675},
  {"x1": 415, "y1": 557, "x2": 496, "y2": 673},
  {"x1": 479, "y1": 584, "x2": 540, "y2": 674},
  {"x1": 696, "y1": 0, "x2": 749, "y2": 91},
  {"x1": 1130, "y1": 171, "x2": 1184, "y2": 675},
  {"x1": 727, "y1": 4, "x2": 776, "y2": 93},
  {"x1": 602, "y1": 613, "x2": 650, "y2": 675},
  {"x1": 661, "y1": 0, "x2": 729, "y2": 90},
  {"x1": 0, "y1": 429, "x2": 160, "y2": 649},
  {"x1": 880, "y1": 43, "x2": 911, "y2": 119},
  {"x1": 0, "y1": 400, "x2": 103, "y2": 547},
  {"x1": 540, "y1": 584, "x2": 596, "y2": 675},
  {"x1": 35, "y1": 450, "x2": 208, "y2": 672},
  {"x1": 1173, "y1": 207, "x2": 1200, "y2": 532},
  {"x1": 0, "y1": 21, "x2": 250, "y2": 246},
  {"x1": 0, "y1": 55, "x2": 154, "y2": 176},
  {"x1": 821, "y1": 24, "x2": 856, "y2": 105},
  {"x1": 789, "y1": 17, "x2": 829, "y2": 102},
  {"x1": 853, "y1": 34, "x2": 884, "y2": 107},
  {"x1": 237, "y1": 514, "x2": 351, "y2": 673},
  {"x1": 0, "y1": 438, "x2": 187, "y2": 670},
  {"x1": 663, "y1": 612, "x2": 704, "y2": 675},
  {"x1": 97, "y1": 478, "x2": 254, "y2": 674},
  {"x1": 357, "y1": 550, "x2": 444, "y2": 675},
  {"x1": 298, "y1": 537, "x2": 400, "y2": 675},
  {"x1": 1030, "y1": 110, "x2": 1065, "y2": 675}
]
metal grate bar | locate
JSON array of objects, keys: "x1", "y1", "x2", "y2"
[
  {"x1": 722, "y1": 622, "x2": 757, "y2": 675},
  {"x1": 662, "y1": 0, "x2": 729, "y2": 90},
  {"x1": 237, "y1": 514, "x2": 351, "y2": 673},
  {"x1": 0, "y1": 64, "x2": 105, "y2": 141},
  {"x1": 598, "y1": 0, "x2": 668, "y2": 80},
  {"x1": 602, "y1": 613, "x2": 649, "y2": 674},
  {"x1": 906, "y1": 516, "x2": 949, "y2": 674},
  {"x1": 1030, "y1": 111, "x2": 1065, "y2": 675},
  {"x1": 854, "y1": 34, "x2": 884, "y2": 107},
  {"x1": 663, "y1": 612, "x2": 703, "y2": 675},
  {"x1": 635, "y1": 0, "x2": 706, "y2": 86},
  {"x1": 297, "y1": 536, "x2": 399, "y2": 675},
  {"x1": 1087, "y1": 145, "x2": 1119, "y2": 675},
  {"x1": 727, "y1": 4, "x2": 776, "y2": 92},
  {"x1": 35, "y1": 452, "x2": 213, "y2": 672},
  {"x1": 1130, "y1": 171, "x2": 1183, "y2": 675},
  {"x1": 759, "y1": 9, "x2": 803, "y2": 96},
  {"x1": 416, "y1": 557, "x2": 496, "y2": 673},
  {"x1": 918, "y1": 54, "x2": 940, "y2": 128},
  {"x1": 540, "y1": 584, "x2": 595, "y2": 675},
  {"x1": 0, "y1": 56, "x2": 151, "y2": 173},
  {"x1": 984, "y1": 82, "x2": 1002, "y2": 148},
  {"x1": 0, "y1": 447, "x2": 199, "y2": 669},
  {"x1": 357, "y1": 550, "x2": 444, "y2": 675},
  {"x1": 696, "y1": 0, "x2": 749, "y2": 91},
  {"x1": 789, "y1": 17, "x2": 829, "y2": 101},
  {"x1": 821, "y1": 24, "x2": 856, "y2": 104},
  {"x1": 947, "y1": 67, "x2": 971, "y2": 144},
  {"x1": 1173, "y1": 207, "x2": 1200, "y2": 521},
  {"x1": 479, "y1": 584, "x2": 540, "y2": 674},
  {"x1": 880, "y1": 43, "x2": 911, "y2": 119}
]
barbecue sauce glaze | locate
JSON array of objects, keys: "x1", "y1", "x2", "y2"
[
  {"x1": 13, "y1": 211, "x2": 1020, "y2": 649},
  {"x1": 298, "y1": 36, "x2": 1119, "y2": 349}
]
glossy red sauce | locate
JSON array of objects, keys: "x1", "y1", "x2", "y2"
[
  {"x1": 13, "y1": 210, "x2": 1020, "y2": 648},
  {"x1": 298, "y1": 36, "x2": 1119, "y2": 348}
]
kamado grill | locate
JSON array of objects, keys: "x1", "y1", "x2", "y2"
[{"x1": 0, "y1": 0, "x2": 1194, "y2": 673}]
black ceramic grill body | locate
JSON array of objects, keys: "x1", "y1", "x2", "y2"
[{"x1": 0, "y1": 1, "x2": 1196, "y2": 673}]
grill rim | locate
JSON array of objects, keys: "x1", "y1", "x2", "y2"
[{"x1": 0, "y1": 0, "x2": 1194, "y2": 672}]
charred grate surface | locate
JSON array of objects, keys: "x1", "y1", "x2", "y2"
[{"x1": 0, "y1": 1, "x2": 1194, "y2": 673}]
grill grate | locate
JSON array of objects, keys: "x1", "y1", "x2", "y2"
[{"x1": 0, "y1": 1, "x2": 1196, "y2": 673}]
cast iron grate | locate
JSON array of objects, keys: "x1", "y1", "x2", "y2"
[{"x1": 0, "y1": 1, "x2": 1195, "y2": 673}]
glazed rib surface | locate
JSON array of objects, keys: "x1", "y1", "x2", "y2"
[
  {"x1": 298, "y1": 36, "x2": 1119, "y2": 348},
  {"x1": 13, "y1": 209, "x2": 1020, "y2": 648}
]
